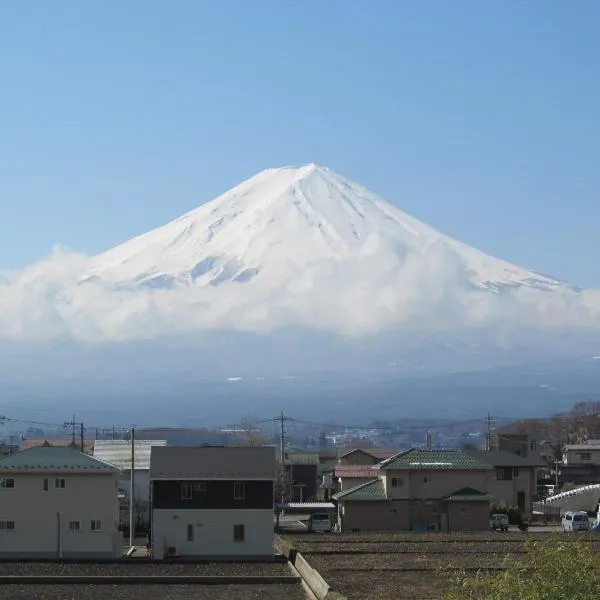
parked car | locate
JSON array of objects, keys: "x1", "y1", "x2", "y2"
[
  {"x1": 308, "y1": 513, "x2": 333, "y2": 533},
  {"x1": 490, "y1": 513, "x2": 509, "y2": 531},
  {"x1": 562, "y1": 511, "x2": 589, "y2": 532}
]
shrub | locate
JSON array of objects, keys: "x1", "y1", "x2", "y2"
[{"x1": 442, "y1": 537, "x2": 600, "y2": 600}]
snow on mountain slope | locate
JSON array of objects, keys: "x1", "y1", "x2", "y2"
[{"x1": 82, "y1": 164, "x2": 563, "y2": 292}]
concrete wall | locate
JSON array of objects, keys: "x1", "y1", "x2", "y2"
[
  {"x1": 408, "y1": 470, "x2": 489, "y2": 500},
  {"x1": 383, "y1": 469, "x2": 489, "y2": 500},
  {"x1": 0, "y1": 472, "x2": 121, "y2": 558},
  {"x1": 448, "y1": 501, "x2": 489, "y2": 531},
  {"x1": 339, "y1": 501, "x2": 409, "y2": 531},
  {"x1": 152, "y1": 508, "x2": 273, "y2": 559}
]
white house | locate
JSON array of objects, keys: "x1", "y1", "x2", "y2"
[
  {"x1": 93, "y1": 439, "x2": 167, "y2": 529},
  {"x1": 0, "y1": 445, "x2": 122, "y2": 559},
  {"x1": 149, "y1": 445, "x2": 277, "y2": 560}
]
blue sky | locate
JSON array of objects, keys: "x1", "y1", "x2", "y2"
[{"x1": 1, "y1": 0, "x2": 599, "y2": 286}]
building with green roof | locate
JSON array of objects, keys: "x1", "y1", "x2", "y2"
[
  {"x1": 333, "y1": 448, "x2": 493, "y2": 533},
  {"x1": 0, "y1": 445, "x2": 122, "y2": 559}
]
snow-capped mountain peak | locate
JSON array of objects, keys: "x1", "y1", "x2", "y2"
[{"x1": 82, "y1": 164, "x2": 564, "y2": 292}]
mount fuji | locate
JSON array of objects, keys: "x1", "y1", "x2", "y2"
[
  {"x1": 1, "y1": 164, "x2": 599, "y2": 422},
  {"x1": 83, "y1": 163, "x2": 563, "y2": 294}
]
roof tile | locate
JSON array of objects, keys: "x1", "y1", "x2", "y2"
[
  {"x1": 379, "y1": 449, "x2": 493, "y2": 471},
  {"x1": 333, "y1": 479, "x2": 385, "y2": 501},
  {"x1": 0, "y1": 446, "x2": 118, "y2": 472}
]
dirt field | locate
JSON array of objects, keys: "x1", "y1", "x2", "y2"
[
  {"x1": 285, "y1": 531, "x2": 600, "y2": 600},
  {"x1": 0, "y1": 562, "x2": 292, "y2": 576},
  {"x1": 0, "y1": 562, "x2": 307, "y2": 600},
  {"x1": 0, "y1": 584, "x2": 307, "y2": 600}
]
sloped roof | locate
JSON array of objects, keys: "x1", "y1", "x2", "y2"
[
  {"x1": 93, "y1": 439, "x2": 167, "y2": 470},
  {"x1": 379, "y1": 449, "x2": 493, "y2": 471},
  {"x1": 443, "y1": 487, "x2": 491, "y2": 502},
  {"x1": 334, "y1": 464, "x2": 379, "y2": 478},
  {"x1": 0, "y1": 446, "x2": 118, "y2": 473},
  {"x1": 150, "y1": 445, "x2": 277, "y2": 480},
  {"x1": 337, "y1": 448, "x2": 397, "y2": 460},
  {"x1": 466, "y1": 449, "x2": 541, "y2": 468},
  {"x1": 20, "y1": 438, "x2": 94, "y2": 454},
  {"x1": 333, "y1": 479, "x2": 385, "y2": 501}
]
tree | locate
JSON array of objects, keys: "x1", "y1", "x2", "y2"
[
  {"x1": 443, "y1": 538, "x2": 600, "y2": 600},
  {"x1": 274, "y1": 464, "x2": 294, "y2": 504},
  {"x1": 235, "y1": 414, "x2": 269, "y2": 447}
]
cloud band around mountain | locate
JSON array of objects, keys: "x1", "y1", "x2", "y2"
[{"x1": 1, "y1": 246, "x2": 599, "y2": 343}]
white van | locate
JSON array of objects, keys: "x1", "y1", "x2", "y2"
[
  {"x1": 562, "y1": 511, "x2": 589, "y2": 532},
  {"x1": 308, "y1": 513, "x2": 332, "y2": 533}
]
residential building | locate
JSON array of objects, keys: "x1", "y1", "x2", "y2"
[
  {"x1": 19, "y1": 438, "x2": 95, "y2": 455},
  {"x1": 497, "y1": 434, "x2": 541, "y2": 463},
  {"x1": 334, "y1": 449, "x2": 492, "y2": 532},
  {"x1": 0, "y1": 446, "x2": 122, "y2": 558},
  {"x1": 334, "y1": 464, "x2": 379, "y2": 492},
  {"x1": 465, "y1": 449, "x2": 539, "y2": 518},
  {"x1": 563, "y1": 443, "x2": 600, "y2": 466},
  {"x1": 149, "y1": 445, "x2": 277, "y2": 560},
  {"x1": 0, "y1": 442, "x2": 19, "y2": 457},
  {"x1": 93, "y1": 439, "x2": 167, "y2": 529},
  {"x1": 558, "y1": 443, "x2": 600, "y2": 486},
  {"x1": 337, "y1": 447, "x2": 397, "y2": 466}
]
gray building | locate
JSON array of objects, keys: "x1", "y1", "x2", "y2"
[{"x1": 149, "y1": 445, "x2": 277, "y2": 560}]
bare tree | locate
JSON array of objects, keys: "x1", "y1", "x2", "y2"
[{"x1": 235, "y1": 413, "x2": 269, "y2": 447}]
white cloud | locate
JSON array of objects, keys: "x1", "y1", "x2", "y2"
[{"x1": 0, "y1": 246, "x2": 599, "y2": 343}]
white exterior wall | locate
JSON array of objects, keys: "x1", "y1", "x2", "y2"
[
  {"x1": 152, "y1": 509, "x2": 273, "y2": 559},
  {"x1": 0, "y1": 472, "x2": 121, "y2": 559}
]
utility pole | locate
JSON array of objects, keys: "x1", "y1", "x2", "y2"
[
  {"x1": 274, "y1": 411, "x2": 293, "y2": 503},
  {"x1": 485, "y1": 413, "x2": 496, "y2": 451},
  {"x1": 64, "y1": 416, "x2": 85, "y2": 450},
  {"x1": 129, "y1": 427, "x2": 135, "y2": 547},
  {"x1": 426, "y1": 430, "x2": 432, "y2": 450}
]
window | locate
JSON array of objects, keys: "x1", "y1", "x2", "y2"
[
  {"x1": 391, "y1": 477, "x2": 403, "y2": 488},
  {"x1": 0, "y1": 478, "x2": 15, "y2": 489},
  {"x1": 233, "y1": 482, "x2": 246, "y2": 500},
  {"x1": 187, "y1": 524, "x2": 194, "y2": 542},
  {"x1": 530, "y1": 441, "x2": 537, "y2": 451},
  {"x1": 181, "y1": 481, "x2": 192, "y2": 500},
  {"x1": 578, "y1": 452, "x2": 592, "y2": 461},
  {"x1": 234, "y1": 524, "x2": 245, "y2": 542},
  {"x1": 0, "y1": 520, "x2": 15, "y2": 531},
  {"x1": 55, "y1": 478, "x2": 66, "y2": 489},
  {"x1": 496, "y1": 467, "x2": 513, "y2": 481},
  {"x1": 69, "y1": 521, "x2": 80, "y2": 532},
  {"x1": 193, "y1": 482, "x2": 207, "y2": 493},
  {"x1": 90, "y1": 520, "x2": 102, "y2": 531},
  {"x1": 43, "y1": 479, "x2": 49, "y2": 491}
]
